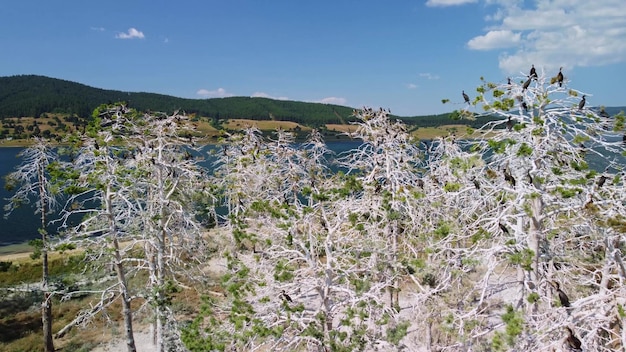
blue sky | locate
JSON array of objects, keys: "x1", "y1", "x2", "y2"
[{"x1": 1, "y1": 0, "x2": 625, "y2": 116}]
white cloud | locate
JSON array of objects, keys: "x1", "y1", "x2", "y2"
[
  {"x1": 426, "y1": 0, "x2": 477, "y2": 7},
  {"x1": 407, "y1": 83, "x2": 418, "y2": 89},
  {"x1": 467, "y1": 1, "x2": 626, "y2": 74},
  {"x1": 419, "y1": 73, "x2": 440, "y2": 80},
  {"x1": 251, "y1": 92, "x2": 289, "y2": 100},
  {"x1": 196, "y1": 88, "x2": 233, "y2": 98},
  {"x1": 318, "y1": 97, "x2": 347, "y2": 105},
  {"x1": 116, "y1": 28, "x2": 145, "y2": 39},
  {"x1": 467, "y1": 30, "x2": 521, "y2": 50}
]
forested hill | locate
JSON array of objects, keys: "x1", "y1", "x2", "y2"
[
  {"x1": 3, "y1": 75, "x2": 623, "y2": 130},
  {"x1": 0, "y1": 74, "x2": 456, "y2": 127}
]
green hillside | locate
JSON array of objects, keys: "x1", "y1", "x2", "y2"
[
  {"x1": 3, "y1": 75, "x2": 622, "y2": 133},
  {"x1": 0, "y1": 75, "x2": 354, "y2": 126},
  {"x1": 0, "y1": 75, "x2": 468, "y2": 128}
]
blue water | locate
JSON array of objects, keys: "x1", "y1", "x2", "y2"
[
  {"x1": 0, "y1": 147, "x2": 42, "y2": 245},
  {"x1": 1, "y1": 139, "x2": 619, "y2": 246},
  {"x1": 0, "y1": 141, "x2": 362, "y2": 246}
]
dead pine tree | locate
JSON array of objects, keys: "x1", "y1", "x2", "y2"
[{"x1": 4, "y1": 137, "x2": 62, "y2": 352}]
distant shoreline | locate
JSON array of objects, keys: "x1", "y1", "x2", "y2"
[{"x1": 0, "y1": 242, "x2": 32, "y2": 261}]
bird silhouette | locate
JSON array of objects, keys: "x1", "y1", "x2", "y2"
[
  {"x1": 504, "y1": 169, "x2": 516, "y2": 187},
  {"x1": 280, "y1": 290, "x2": 293, "y2": 303},
  {"x1": 471, "y1": 177, "x2": 480, "y2": 190},
  {"x1": 522, "y1": 77, "x2": 532, "y2": 91},
  {"x1": 522, "y1": 101, "x2": 529, "y2": 112},
  {"x1": 557, "y1": 67, "x2": 564, "y2": 87},
  {"x1": 462, "y1": 90, "x2": 470, "y2": 104},
  {"x1": 529, "y1": 64, "x2": 537, "y2": 80},
  {"x1": 578, "y1": 95, "x2": 586, "y2": 110},
  {"x1": 597, "y1": 175, "x2": 608, "y2": 188},
  {"x1": 565, "y1": 327, "x2": 582, "y2": 351},
  {"x1": 506, "y1": 116, "x2": 513, "y2": 131},
  {"x1": 499, "y1": 222, "x2": 510, "y2": 235},
  {"x1": 552, "y1": 281, "x2": 571, "y2": 308}
]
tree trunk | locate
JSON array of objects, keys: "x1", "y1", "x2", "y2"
[
  {"x1": 42, "y1": 248, "x2": 54, "y2": 352},
  {"x1": 527, "y1": 196, "x2": 543, "y2": 313},
  {"x1": 39, "y1": 164, "x2": 54, "y2": 352},
  {"x1": 156, "y1": 234, "x2": 165, "y2": 352},
  {"x1": 113, "y1": 237, "x2": 137, "y2": 352}
]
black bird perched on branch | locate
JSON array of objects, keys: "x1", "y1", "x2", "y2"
[
  {"x1": 504, "y1": 169, "x2": 516, "y2": 187},
  {"x1": 462, "y1": 90, "x2": 470, "y2": 104},
  {"x1": 556, "y1": 67, "x2": 564, "y2": 87},
  {"x1": 280, "y1": 290, "x2": 293, "y2": 303},
  {"x1": 529, "y1": 64, "x2": 537, "y2": 80},
  {"x1": 552, "y1": 281, "x2": 571, "y2": 309},
  {"x1": 506, "y1": 116, "x2": 514, "y2": 131},
  {"x1": 522, "y1": 77, "x2": 532, "y2": 91},
  {"x1": 498, "y1": 222, "x2": 510, "y2": 235},
  {"x1": 565, "y1": 327, "x2": 582, "y2": 351},
  {"x1": 597, "y1": 175, "x2": 608, "y2": 188},
  {"x1": 578, "y1": 95, "x2": 586, "y2": 110},
  {"x1": 522, "y1": 101, "x2": 529, "y2": 112},
  {"x1": 471, "y1": 176, "x2": 480, "y2": 190}
]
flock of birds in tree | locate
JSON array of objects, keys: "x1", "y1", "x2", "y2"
[
  {"x1": 462, "y1": 65, "x2": 573, "y2": 107},
  {"x1": 462, "y1": 66, "x2": 612, "y2": 350},
  {"x1": 462, "y1": 64, "x2": 626, "y2": 145}
]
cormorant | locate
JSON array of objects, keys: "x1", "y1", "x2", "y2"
[
  {"x1": 280, "y1": 290, "x2": 293, "y2": 303},
  {"x1": 597, "y1": 175, "x2": 608, "y2": 188},
  {"x1": 552, "y1": 281, "x2": 571, "y2": 308},
  {"x1": 504, "y1": 169, "x2": 516, "y2": 187},
  {"x1": 578, "y1": 95, "x2": 586, "y2": 110},
  {"x1": 565, "y1": 327, "x2": 582, "y2": 351},
  {"x1": 519, "y1": 99, "x2": 529, "y2": 112},
  {"x1": 462, "y1": 90, "x2": 470, "y2": 104},
  {"x1": 557, "y1": 67, "x2": 564, "y2": 87},
  {"x1": 530, "y1": 64, "x2": 537, "y2": 80},
  {"x1": 522, "y1": 77, "x2": 532, "y2": 91},
  {"x1": 499, "y1": 222, "x2": 510, "y2": 235},
  {"x1": 506, "y1": 116, "x2": 513, "y2": 131},
  {"x1": 471, "y1": 176, "x2": 480, "y2": 190}
]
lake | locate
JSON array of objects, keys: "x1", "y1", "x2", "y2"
[
  {"x1": 0, "y1": 138, "x2": 619, "y2": 247},
  {"x1": 0, "y1": 141, "x2": 362, "y2": 246}
]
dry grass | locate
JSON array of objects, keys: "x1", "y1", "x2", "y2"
[
  {"x1": 223, "y1": 119, "x2": 311, "y2": 132},
  {"x1": 0, "y1": 241, "x2": 209, "y2": 352},
  {"x1": 325, "y1": 124, "x2": 356, "y2": 134}
]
